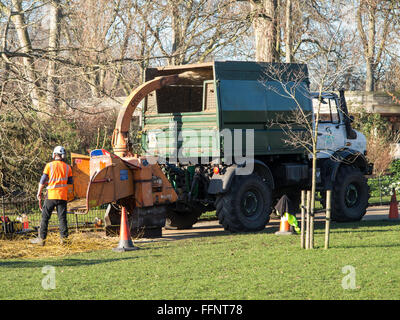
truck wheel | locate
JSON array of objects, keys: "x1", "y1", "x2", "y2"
[
  {"x1": 216, "y1": 174, "x2": 272, "y2": 232},
  {"x1": 165, "y1": 206, "x2": 202, "y2": 230},
  {"x1": 330, "y1": 166, "x2": 369, "y2": 222}
]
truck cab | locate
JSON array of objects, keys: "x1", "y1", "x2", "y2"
[{"x1": 312, "y1": 92, "x2": 367, "y2": 158}]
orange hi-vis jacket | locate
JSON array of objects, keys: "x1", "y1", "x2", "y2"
[{"x1": 43, "y1": 160, "x2": 73, "y2": 201}]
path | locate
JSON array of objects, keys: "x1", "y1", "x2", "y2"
[{"x1": 135, "y1": 204, "x2": 398, "y2": 243}]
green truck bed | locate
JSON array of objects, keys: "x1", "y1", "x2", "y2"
[{"x1": 142, "y1": 61, "x2": 312, "y2": 160}]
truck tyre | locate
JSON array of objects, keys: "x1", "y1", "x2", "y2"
[
  {"x1": 329, "y1": 166, "x2": 369, "y2": 222},
  {"x1": 165, "y1": 206, "x2": 202, "y2": 230},
  {"x1": 216, "y1": 174, "x2": 272, "y2": 232}
]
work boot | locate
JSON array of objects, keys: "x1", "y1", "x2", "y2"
[{"x1": 30, "y1": 237, "x2": 45, "y2": 246}]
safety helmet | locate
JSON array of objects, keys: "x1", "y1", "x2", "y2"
[{"x1": 52, "y1": 146, "x2": 66, "y2": 159}]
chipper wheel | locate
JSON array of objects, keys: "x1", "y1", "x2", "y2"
[
  {"x1": 104, "y1": 203, "x2": 166, "y2": 238},
  {"x1": 216, "y1": 174, "x2": 272, "y2": 232},
  {"x1": 165, "y1": 205, "x2": 203, "y2": 230}
]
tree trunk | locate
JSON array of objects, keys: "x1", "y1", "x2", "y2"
[
  {"x1": 285, "y1": 0, "x2": 293, "y2": 63},
  {"x1": 89, "y1": 67, "x2": 101, "y2": 98},
  {"x1": 11, "y1": 0, "x2": 41, "y2": 108},
  {"x1": 365, "y1": 5, "x2": 376, "y2": 92},
  {"x1": 309, "y1": 148, "x2": 316, "y2": 249},
  {"x1": 46, "y1": 0, "x2": 62, "y2": 110},
  {"x1": 357, "y1": 0, "x2": 378, "y2": 92},
  {"x1": 365, "y1": 59, "x2": 375, "y2": 92},
  {"x1": 169, "y1": 0, "x2": 182, "y2": 65},
  {"x1": 251, "y1": 0, "x2": 279, "y2": 62}
]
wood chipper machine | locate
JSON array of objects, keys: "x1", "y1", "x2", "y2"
[
  {"x1": 69, "y1": 149, "x2": 178, "y2": 237},
  {"x1": 68, "y1": 69, "x2": 210, "y2": 237}
]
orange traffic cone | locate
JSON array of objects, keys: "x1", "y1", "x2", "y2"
[
  {"x1": 113, "y1": 207, "x2": 139, "y2": 252},
  {"x1": 389, "y1": 188, "x2": 399, "y2": 220},
  {"x1": 275, "y1": 215, "x2": 293, "y2": 235}
]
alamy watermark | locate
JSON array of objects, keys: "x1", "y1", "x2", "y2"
[
  {"x1": 341, "y1": 265, "x2": 356, "y2": 290},
  {"x1": 42, "y1": 265, "x2": 56, "y2": 290},
  {"x1": 143, "y1": 121, "x2": 255, "y2": 175}
]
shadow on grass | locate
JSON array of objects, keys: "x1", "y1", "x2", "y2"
[
  {"x1": 152, "y1": 217, "x2": 400, "y2": 244},
  {"x1": 0, "y1": 255, "x2": 142, "y2": 269},
  {"x1": 150, "y1": 220, "x2": 281, "y2": 243},
  {"x1": 331, "y1": 243, "x2": 400, "y2": 249},
  {"x1": 310, "y1": 219, "x2": 400, "y2": 233}
]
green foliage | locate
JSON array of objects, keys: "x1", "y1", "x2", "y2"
[
  {"x1": 368, "y1": 176, "x2": 396, "y2": 197},
  {"x1": 386, "y1": 160, "x2": 400, "y2": 194},
  {"x1": 389, "y1": 159, "x2": 400, "y2": 178},
  {"x1": 0, "y1": 109, "x2": 116, "y2": 197},
  {"x1": 367, "y1": 160, "x2": 400, "y2": 198},
  {"x1": 129, "y1": 128, "x2": 143, "y2": 155},
  {"x1": 352, "y1": 112, "x2": 391, "y2": 141}
]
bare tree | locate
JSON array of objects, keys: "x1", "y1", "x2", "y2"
[
  {"x1": 1, "y1": 0, "x2": 42, "y2": 108},
  {"x1": 356, "y1": 0, "x2": 394, "y2": 92},
  {"x1": 249, "y1": 0, "x2": 279, "y2": 62},
  {"x1": 284, "y1": 0, "x2": 293, "y2": 63},
  {"x1": 46, "y1": 0, "x2": 62, "y2": 109},
  {"x1": 133, "y1": 0, "x2": 250, "y2": 66},
  {"x1": 263, "y1": 24, "x2": 345, "y2": 248}
]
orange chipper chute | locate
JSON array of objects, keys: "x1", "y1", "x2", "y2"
[{"x1": 111, "y1": 74, "x2": 180, "y2": 158}]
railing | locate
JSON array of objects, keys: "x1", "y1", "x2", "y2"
[{"x1": 0, "y1": 195, "x2": 107, "y2": 234}]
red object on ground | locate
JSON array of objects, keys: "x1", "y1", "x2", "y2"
[{"x1": 389, "y1": 189, "x2": 399, "y2": 220}]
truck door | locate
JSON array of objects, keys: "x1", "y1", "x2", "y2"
[{"x1": 314, "y1": 96, "x2": 346, "y2": 157}]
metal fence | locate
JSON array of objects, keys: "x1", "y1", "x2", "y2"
[{"x1": 0, "y1": 196, "x2": 106, "y2": 233}]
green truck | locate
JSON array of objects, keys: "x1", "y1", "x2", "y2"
[{"x1": 139, "y1": 61, "x2": 372, "y2": 232}]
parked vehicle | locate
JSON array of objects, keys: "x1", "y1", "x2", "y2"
[
  {"x1": 140, "y1": 61, "x2": 372, "y2": 231},
  {"x1": 70, "y1": 61, "x2": 372, "y2": 235}
]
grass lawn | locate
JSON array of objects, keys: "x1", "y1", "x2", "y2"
[{"x1": 1, "y1": 219, "x2": 399, "y2": 300}]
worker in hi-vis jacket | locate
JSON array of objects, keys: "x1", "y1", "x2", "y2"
[{"x1": 31, "y1": 146, "x2": 73, "y2": 246}]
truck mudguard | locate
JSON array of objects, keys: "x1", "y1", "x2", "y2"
[
  {"x1": 207, "y1": 160, "x2": 275, "y2": 195},
  {"x1": 252, "y1": 159, "x2": 275, "y2": 190},
  {"x1": 207, "y1": 165, "x2": 237, "y2": 195},
  {"x1": 322, "y1": 148, "x2": 372, "y2": 189}
]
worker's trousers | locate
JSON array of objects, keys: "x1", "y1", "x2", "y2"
[{"x1": 40, "y1": 199, "x2": 68, "y2": 239}]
